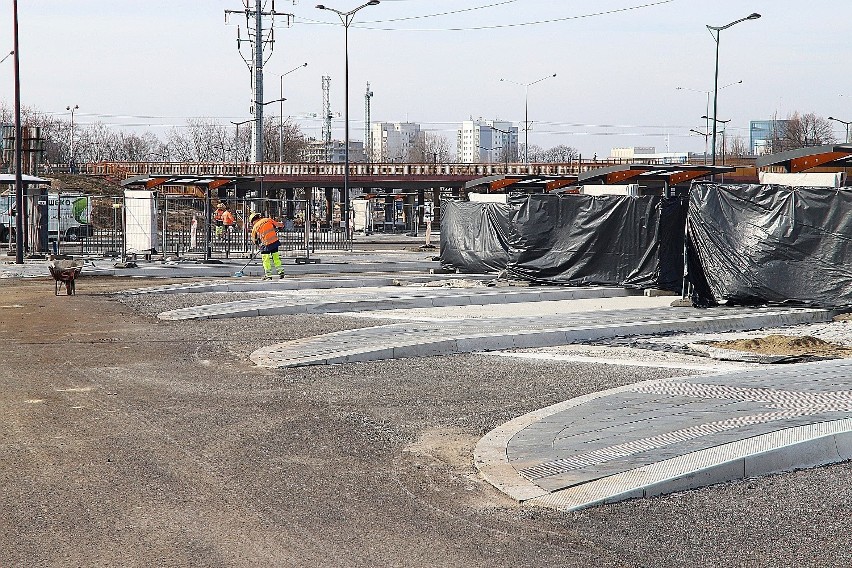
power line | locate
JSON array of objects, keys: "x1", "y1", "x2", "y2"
[{"x1": 300, "y1": 0, "x2": 677, "y2": 32}]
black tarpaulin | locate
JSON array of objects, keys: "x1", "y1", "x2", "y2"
[
  {"x1": 507, "y1": 194, "x2": 668, "y2": 287},
  {"x1": 439, "y1": 200, "x2": 511, "y2": 273},
  {"x1": 440, "y1": 194, "x2": 685, "y2": 290},
  {"x1": 687, "y1": 183, "x2": 852, "y2": 307}
]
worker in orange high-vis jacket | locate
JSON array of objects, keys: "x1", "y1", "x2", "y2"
[{"x1": 249, "y1": 212, "x2": 285, "y2": 279}]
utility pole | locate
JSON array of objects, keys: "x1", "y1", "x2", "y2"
[
  {"x1": 12, "y1": 0, "x2": 23, "y2": 263},
  {"x1": 365, "y1": 82, "x2": 373, "y2": 164},
  {"x1": 225, "y1": 1, "x2": 293, "y2": 163}
]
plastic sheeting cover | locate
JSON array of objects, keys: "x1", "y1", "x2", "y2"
[
  {"x1": 439, "y1": 200, "x2": 511, "y2": 273},
  {"x1": 441, "y1": 195, "x2": 686, "y2": 291},
  {"x1": 507, "y1": 194, "x2": 670, "y2": 288},
  {"x1": 688, "y1": 183, "x2": 852, "y2": 307}
]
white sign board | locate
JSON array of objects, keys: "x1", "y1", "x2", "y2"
[{"x1": 124, "y1": 190, "x2": 158, "y2": 253}]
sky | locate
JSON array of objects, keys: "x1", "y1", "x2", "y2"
[{"x1": 2, "y1": 0, "x2": 852, "y2": 158}]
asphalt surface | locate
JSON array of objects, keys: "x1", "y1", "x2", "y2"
[{"x1": 1, "y1": 277, "x2": 850, "y2": 567}]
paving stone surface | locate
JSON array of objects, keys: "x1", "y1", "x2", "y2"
[
  {"x1": 250, "y1": 305, "x2": 833, "y2": 368},
  {"x1": 158, "y1": 285, "x2": 637, "y2": 320},
  {"x1": 475, "y1": 358, "x2": 852, "y2": 510}
]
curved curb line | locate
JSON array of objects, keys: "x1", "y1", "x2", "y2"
[
  {"x1": 527, "y1": 418, "x2": 852, "y2": 511},
  {"x1": 473, "y1": 376, "x2": 690, "y2": 502},
  {"x1": 474, "y1": 378, "x2": 852, "y2": 510}
]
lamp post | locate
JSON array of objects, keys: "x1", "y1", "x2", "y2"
[
  {"x1": 316, "y1": 1, "x2": 380, "y2": 240},
  {"x1": 66, "y1": 104, "x2": 79, "y2": 172},
  {"x1": 12, "y1": 0, "x2": 24, "y2": 264},
  {"x1": 702, "y1": 115, "x2": 731, "y2": 170},
  {"x1": 677, "y1": 80, "x2": 741, "y2": 149},
  {"x1": 279, "y1": 62, "x2": 308, "y2": 162},
  {"x1": 689, "y1": 128, "x2": 711, "y2": 165},
  {"x1": 231, "y1": 119, "x2": 254, "y2": 170},
  {"x1": 491, "y1": 125, "x2": 513, "y2": 170},
  {"x1": 500, "y1": 73, "x2": 556, "y2": 164},
  {"x1": 828, "y1": 116, "x2": 852, "y2": 144},
  {"x1": 707, "y1": 12, "x2": 760, "y2": 165}
]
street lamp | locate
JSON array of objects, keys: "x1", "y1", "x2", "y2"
[
  {"x1": 231, "y1": 119, "x2": 254, "y2": 166},
  {"x1": 279, "y1": 62, "x2": 308, "y2": 162},
  {"x1": 689, "y1": 128, "x2": 711, "y2": 164},
  {"x1": 66, "y1": 104, "x2": 79, "y2": 172},
  {"x1": 316, "y1": 0, "x2": 380, "y2": 239},
  {"x1": 491, "y1": 125, "x2": 514, "y2": 169},
  {"x1": 676, "y1": 80, "x2": 742, "y2": 145},
  {"x1": 500, "y1": 73, "x2": 556, "y2": 164},
  {"x1": 702, "y1": 115, "x2": 731, "y2": 166},
  {"x1": 828, "y1": 116, "x2": 852, "y2": 144},
  {"x1": 707, "y1": 12, "x2": 760, "y2": 165},
  {"x1": 0, "y1": 50, "x2": 13, "y2": 65}
]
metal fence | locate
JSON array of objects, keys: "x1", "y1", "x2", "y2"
[{"x1": 2, "y1": 193, "x2": 353, "y2": 259}]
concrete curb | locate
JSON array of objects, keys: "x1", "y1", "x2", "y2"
[
  {"x1": 526, "y1": 419, "x2": 852, "y2": 511},
  {"x1": 250, "y1": 307, "x2": 834, "y2": 368}
]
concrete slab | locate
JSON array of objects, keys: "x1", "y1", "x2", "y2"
[
  {"x1": 475, "y1": 359, "x2": 852, "y2": 511},
  {"x1": 250, "y1": 306, "x2": 834, "y2": 368},
  {"x1": 156, "y1": 285, "x2": 639, "y2": 321}
]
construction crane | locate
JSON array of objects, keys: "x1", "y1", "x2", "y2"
[
  {"x1": 322, "y1": 75, "x2": 332, "y2": 162},
  {"x1": 365, "y1": 82, "x2": 374, "y2": 164}
]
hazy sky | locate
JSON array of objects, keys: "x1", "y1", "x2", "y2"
[{"x1": 2, "y1": 0, "x2": 851, "y2": 158}]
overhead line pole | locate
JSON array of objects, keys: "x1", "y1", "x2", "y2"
[
  {"x1": 225, "y1": 1, "x2": 294, "y2": 165},
  {"x1": 12, "y1": 0, "x2": 24, "y2": 264}
]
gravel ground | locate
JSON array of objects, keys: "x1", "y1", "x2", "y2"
[
  {"x1": 119, "y1": 289, "x2": 850, "y2": 567},
  {"x1": 3, "y1": 281, "x2": 849, "y2": 567}
]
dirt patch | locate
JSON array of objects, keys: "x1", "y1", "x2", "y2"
[{"x1": 707, "y1": 334, "x2": 852, "y2": 358}]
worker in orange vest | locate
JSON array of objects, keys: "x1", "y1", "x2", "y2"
[
  {"x1": 249, "y1": 212, "x2": 285, "y2": 279},
  {"x1": 221, "y1": 205, "x2": 236, "y2": 238},
  {"x1": 214, "y1": 203, "x2": 226, "y2": 240}
]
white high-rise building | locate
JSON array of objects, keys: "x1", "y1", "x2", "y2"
[
  {"x1": 370, "y1": 122, "x2": 425, "y2": 162},
  {"x1": 457, "y1": 119, "x2": 518, "y2": 164}
]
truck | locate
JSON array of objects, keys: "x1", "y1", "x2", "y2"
[{"x1": 0, "y1": 193, "x2": 94, "y2": 242}]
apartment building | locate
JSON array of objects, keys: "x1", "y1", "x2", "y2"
[
  {"x1": 369, "y1": 122, "x2": 425, "y2": 163},
  {"x1": 457, "y1": 119, "x2": 518, "y2": 164}
]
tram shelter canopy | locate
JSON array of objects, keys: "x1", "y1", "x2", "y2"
[
  {"x1": 577, "y1": 163, "x2": 735, "y2": 186},
  {"x1": 464, "y1": 174, "x2": 580, "y2": 194},
  {"x1": 755, "y1": 144, "x2": 852, "y2": 172}
]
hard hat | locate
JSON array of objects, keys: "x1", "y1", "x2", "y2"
[
  {"x1": 216, "y1": 202, "x2": 226, "y2": 209},
  {"x1": 249, "y1": 212, "x2": 261, "y2": 224}
]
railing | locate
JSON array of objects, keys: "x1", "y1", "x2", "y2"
[{"x1": 77, "y1": 157, "x2": 756, "y2": 180}]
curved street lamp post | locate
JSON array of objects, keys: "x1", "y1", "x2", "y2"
[
  {"x1": 707, "y1": 12, "x2": 760, "y2": 165},
  {"x1": 279, "y1": 62, "x2": 308, "y2": 162},
  {"x1": 66, "y1": 104, "x2": 79, "y2": 171},
  {"x1": 500, "y1": 73, "x2": 556, "y2": 164},
  {"x1": 828, "y1": 116, "x2": 852, "y2": 144},
  {"x1": 316, "y1": 1, "x2": 379, "y2": 241}
]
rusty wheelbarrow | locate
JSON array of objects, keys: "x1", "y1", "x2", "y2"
[{"x1": 48, "y1": 261, "x2": 82, "y2": 296}]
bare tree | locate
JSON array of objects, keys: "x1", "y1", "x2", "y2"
[
  {"x1": 726, "y1": 134, "x2": 749, "y2": 158},
  {"x1": 520, "y1": 143, "x2": 545, "y2": 162},
  {"x1": 539, "y1": 144, "x2": 579, "y2": 163},
  {"x1": 263, "y1": 116, "x2": 307, "y2": 162},
  {"x1": 768, "y1": 111, "x2": 836, "y2": 152},
  {"x1": 167, "y1": 118, "x2": 230, "y2": 162}
]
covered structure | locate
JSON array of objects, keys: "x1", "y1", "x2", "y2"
[
  {"x1": 755, "y1": 144, "x2": 852, "y2": 173},
  {"x1": 463, "y1": 174, "x2": 580, "y2": 195},
  {"x1": 577, "y1": 164, "x2": 735, "y2": 196},
  {"x1": 0, "y1": 173, "x2": 52, "y2": 254},
  {"x1": 121, "y1": 175, "x2": 258, "y2": 262}
]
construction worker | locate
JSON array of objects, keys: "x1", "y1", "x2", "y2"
[
  {"x1": 249, "y1": 212, "x2": 285, "y2": 279},
  {"x1": 221, "y1": 205, "x2": 236, "y2": 237},
  {"x1": 214, "y1": 203, "x2": 226, "y2": 239}
]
